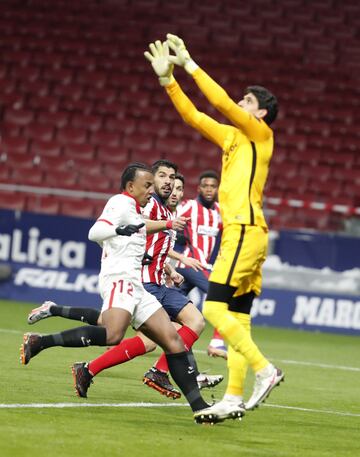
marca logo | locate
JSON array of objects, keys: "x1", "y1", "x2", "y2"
[
  {"x1": 15, "y1": 268, "x2": 98, "y2": 293},
  {"x1": 251, "y1": 298, "x2": 276, "y2": 318},
  {"x1": 292, "y1": 295, "x2": 360, "y2": 330},
  {"x1": 0, "y1": 228, "x2": 86, "y2": 269}
]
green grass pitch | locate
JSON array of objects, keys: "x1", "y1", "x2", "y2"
[{"x1": 0, "y1": 299, "x2": 359, "y2": 457}]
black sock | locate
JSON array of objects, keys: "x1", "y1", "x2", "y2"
[
  {"x1": 166, "y1": 351, "x2": 209, "y2": 412},
  {"x1": 50, "y1": 305, "x2": 101, "y2": 325},
  {"x1": 186, "y1": 349, "x2": 200, "y2": 377},
  {"x1": 40, "y1": 326, "x2": 107, "y2": 349}
]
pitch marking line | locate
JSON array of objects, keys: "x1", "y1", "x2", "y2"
[
  {"x1": 0, "y1": 402, "x2": 359, "y2": 417},
  {"x1": 193, "y1": 349, "x2": 360, "y2": 372},
  {"x1": 2, "y1": 329, "x2": 359, "y2": 372}
]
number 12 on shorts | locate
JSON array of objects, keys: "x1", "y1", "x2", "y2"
[{"x1": 108, "y1": 279, "x2": 134, "y2": 308}]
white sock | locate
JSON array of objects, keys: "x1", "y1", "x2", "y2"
[
  {"x1": 256, "y1": 363, "x2": 275, "y2": 378},
  {"x1": 223, "y1": 394, "x2": 243, "y2": 404}
]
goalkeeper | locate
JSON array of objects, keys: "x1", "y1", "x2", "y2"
[{"x1": 145, "y1": 36, "x2": 284, "y2": 425}]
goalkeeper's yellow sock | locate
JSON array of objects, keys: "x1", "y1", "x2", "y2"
[
  {"x1": 225, "y1": 312, "x2": 250, "y2": 397},
  {"x1": 226, "y1": 345, "x2": 248, "y2": 397},
  {"x1": 203, "y1": 300, "x2": 269, "y2": 372}
]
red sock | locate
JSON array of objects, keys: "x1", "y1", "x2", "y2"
[
  {"x1": 88, "y1": 336, "x2": 146, "y2": 376},
  {"x1": 154, "y1": 326, "x2": 199, "y2": 373},
  {"x1": 212, "y1": 328, "x2": 223, "y2": 340}
]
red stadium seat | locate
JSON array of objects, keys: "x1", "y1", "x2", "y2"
[
  {"x1": 0, "y1": 192, "x2": 26, "y2": 211},
  {"x1": 4, "y1": 108, "x2": 34, "y2": 126},
  {"x1": 43, "y1": 169, "x2": 78, "y2": 188},
  {"x1": 59, "y1": 198, "x2": 96, "y2": 219},
  {"x1": 40, "y1": 156, "x2": 72, "y2": 171},
  {"x1": 104, "y1": 118, "x2": 136, "y2": 134},
  {"x1": 90, "y1": 131, "x2": 121, "y2": 148},
  {"x1": 26, "y1": 194, "x2": 60, "y2": 215},
  {"x1": 2, "y1": 136, "x2": 29, "y2": 155},
  {"x1": 28, "y1": 95, "x2": 59, "y2": 112},
  {"x1": 30, "y1": 139, "x2": 62, "y2": 157},
  {"x1": 63, "y1": 143, "x2": 96, "y2": 160},
  {"x1": 6, "y1": 152, "x2": 34, "y2": 168},
  {"x1": 36, "y1": 111, "x2": 70, "y2": 128},
  {"x1": 24, "y1": 123, "x2": 55, "y2": 142},
  {"x1": 154, "y1": 137, "x2": 188, "y2": 155},
  {"x1": 71, "y1": 114, "x2": 103, "y2": 132},
  {"x1": 123, "y1": 133, "x2": 153, "y2": 152},
  {"x1": 97, "y1": 145, "x2": 129, "y2": 165},
  {"x1": 53, "y1": 83, "x2": 83, "y2": 101},
  {"x1": 56, "y1": 126, "x2": 88, "y2": 145},
  {"x1": 78, "y1": 174, "x2": 115, "y2": 193},
  {"x1": 12, "y1": 168, "x2": 44, "y2": 185}
]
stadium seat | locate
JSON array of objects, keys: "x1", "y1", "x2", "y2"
[
  {"x1": 26, "y1": 194, "x2": 60, "y2": 215},
  {"x1": 30, "y1": 139, "x2": 62, "y2": 157},
  {"x1": 4, "y1": 108, "x2": 34, "y2": 126},
  {"x1": 56, "y1": 126, "x2": 88, "y2": 145},
  {"x1": 43, "y1": 169, "x2": 78, "y2": 188},
  {"x1": 36, "y1": 111, "x2": 70, "y2": 128},
  {"x1": 63, "y1": 143, "x2": 96, "y2": 160},
  {"x1": 53, "y1": 83, "x2": 83, "y2": 101},
  {"x1": 24, "y1": 123, "x2": 55, "y2": 142},
  {"x1": 71, "y1": 113, "x2": 103, "y2": 132},
  {"x1": 0, "y1": 191, "x2": 26, "y2": 211},
  {"x1": 2, "y1": 136, "x2": 29, "y2": 155},
  {"x1": 28, "y1": 95, "x2": 59, "y2": 112},
  {"x1": 59, "y1": 198, "x2": 96, "y2": 218},
  {"x1": 154, "y1": 137, "x2": 188, "y2": 155},
  {"x1": 12, "y1": 167, "x2": 44, "y2": 185},
  {"x1": 97, "y1": 145, "x2": 129, "y2": 164}
]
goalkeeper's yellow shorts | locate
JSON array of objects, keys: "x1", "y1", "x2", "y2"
[{"x1": 209, "y1": 224, "x2": 268, "y2": 296}]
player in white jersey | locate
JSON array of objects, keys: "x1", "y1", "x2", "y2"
[{"x1": 20, "y1": 163, "x2": 210, "y2": 418}]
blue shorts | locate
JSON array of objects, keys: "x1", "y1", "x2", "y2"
[
  {"x1": 177, "y1": 268, "x2": 210, "y2": 295},
  {"x1": 143, "y1": 283, "x2": 190, "y2": 320}
]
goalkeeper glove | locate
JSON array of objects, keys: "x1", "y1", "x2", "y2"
[
  {"x1": 144, "y1": 40, "x2": 175, "y2": 86},
  {"x1": 166, "y1": 33, "x2": 198, "y2": 74},
  {"x1": 115, "y1": 223, "x2": 145, "y2": 236}
]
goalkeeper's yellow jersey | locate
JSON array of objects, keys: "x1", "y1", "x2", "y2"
[{"x1": 165, "y1": 68, "x2": 274, "y2": 228}]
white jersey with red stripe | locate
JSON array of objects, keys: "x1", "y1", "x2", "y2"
[
  {"x1": 141, "y1": 194, "x2": 175, "y2": 285},
  {"x1": 177, "y1": 198, "x2": 222, "y2": 267},
  {"x1": 96, "y1": 193, "x2": 146, "y2": 280}
]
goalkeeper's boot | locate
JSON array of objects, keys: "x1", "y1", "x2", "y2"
[
  {"x1": 194, "y1": 399, "x2": 245, "y2": 425},
  {"x1": 28, "y1": 301, "x2": 55, "y2": 325},
  {"x1": 20, "y1": 333, "x2": 43, "y2": 365},
  {"x1": 143, "y1": 367, "x2": 181, "y2": 399},
  {"x1": 245, "y1": 365, "x2": 284, "y2": 411},
  {"x1": 72, "y1": 362, "x2": 93, "y2": 398},
  {"x1": 197, "y1": 373, "x2": 224, "y2": 390}
]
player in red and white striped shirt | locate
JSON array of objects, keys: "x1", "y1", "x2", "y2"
[
  {"x1": 142, "y1": 160, "x2": 223, "y2": 396},
  {"x1": 175, "y1": 171, "x2": 227, "y2": 359}
]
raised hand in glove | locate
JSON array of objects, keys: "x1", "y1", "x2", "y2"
[
  {"x1": 144, "y1": 40, "x2": 174, "y2": 86},
  {"x1": 166, "y1": 33, "x2": 198, "y2": 74},
  {"x1": 115, "y1": 223, "x2": 145, "y2": 236}
]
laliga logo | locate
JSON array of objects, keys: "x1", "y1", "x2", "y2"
[{"x1": 0, "y1": 227, "x2": 86, "y2": 269}]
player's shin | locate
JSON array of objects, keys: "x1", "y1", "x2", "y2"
[
  {"x1": 166, "y1": 351, "x2": 208, "y2": 412},
  {"x1": 89, "y1": 336, "x2": 146, "y2": 376},
  {"x1": 40, "y1": 325, "x2": 107, "y2": 349},
  {"x1": 51, "y1": 306, "x2": 101, "y2": 325}
]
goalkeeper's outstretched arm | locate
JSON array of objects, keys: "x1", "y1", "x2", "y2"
[{"x1": 166, "y1": 34, "x2": 272, "y2": 143}]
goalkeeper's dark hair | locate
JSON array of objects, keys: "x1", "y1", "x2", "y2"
[
  {"x1": 151, "y1": 159, "x2": 178, "y2": 174},
  {"x1": 120, "y1": 162, "x2": 152, "y2": 191},
  {"x1": 245, "y1": 85, "x2": 278, "y2": 125},
  {"x1": 199, "y1": 170, "x2": 219, "y2": 183},
  {"x1": 175, "y1": 173, "x2": 185, "y2": 186}
]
